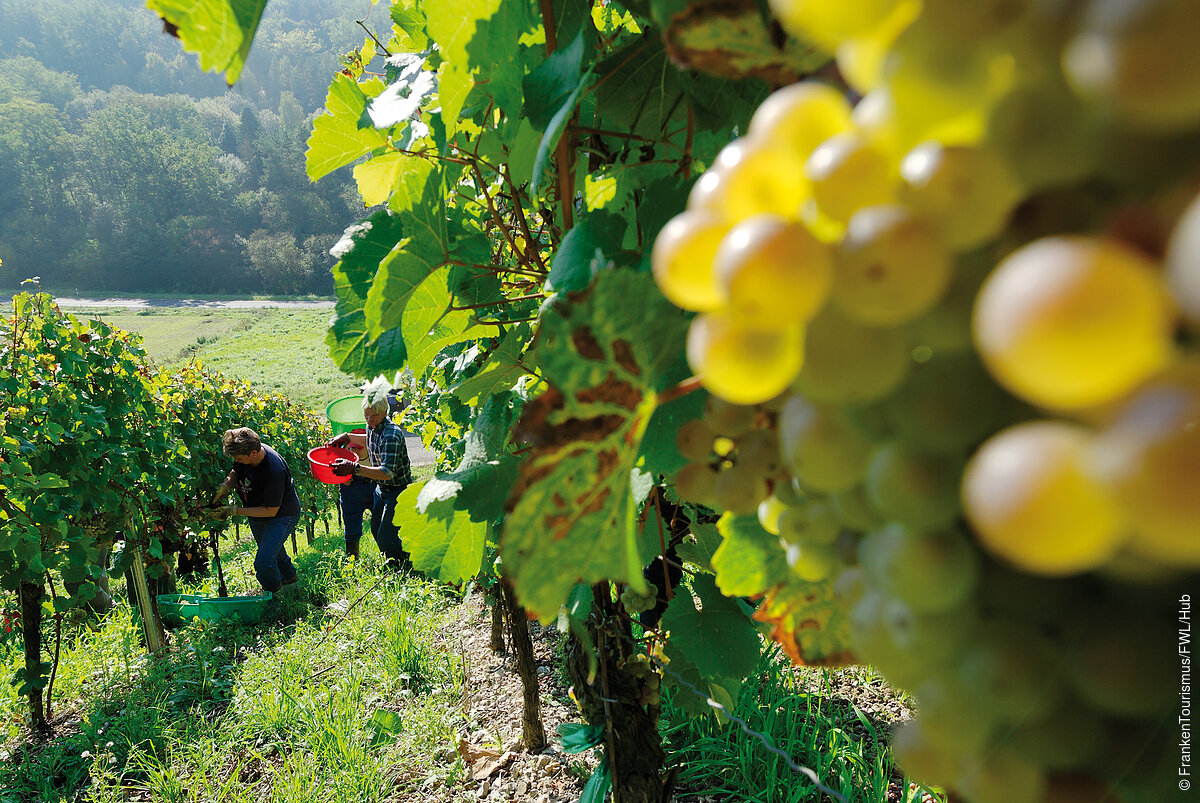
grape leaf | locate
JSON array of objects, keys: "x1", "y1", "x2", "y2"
[
  {"x1": 661, "y1": 0, "x2": 829, "y2": 85},
  {"x1": 393, "y1": 484, "x2": 487, "y2": 584},
  {"x1": 147, "y1": 0, "x2": 266, "y2": 85},
  {"x1": 545, "y1": 210, "x2": 627, "y2": 293},
  {"x1": 710, "y1": 513, "x2": 789, "y2": 597},
  {"x1": 661, "y1": 573, "x2": 761, "y2": 683},
  {"x1": 449, "y1": 324, "x2": 531, "y2": 405},
  {"x1": 502, "y1": 269, "x2": 689, "y2": 619},
  {"x1": 753, "y1": 579, "x2": 855, "y2": 666},
  {"x1": 420, "y1": 393, "x2": 521, "y2": 522},
  {"x1": 306, "y1": 74, "x2": 389, "y2": 181}
]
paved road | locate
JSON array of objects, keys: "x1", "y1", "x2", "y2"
[{"x1": 55, "y1": 297, "x2": 335, "y2": 309}]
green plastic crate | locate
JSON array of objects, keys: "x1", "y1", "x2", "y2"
[{"x1": 196, "y1": 592, "x2": 273, "y2": 625}]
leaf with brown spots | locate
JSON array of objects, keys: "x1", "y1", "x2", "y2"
[{"x1": 502, "y1": 270, "x2": 689, "y2": 619}]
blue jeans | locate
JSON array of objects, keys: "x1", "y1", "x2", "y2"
[
  {"x1": 339, "y1": 479, "x2": 374, "y2": 553},
  {"x1": 371, "y1": 485, "x2": 410, "y2": 569},
  {"x1": 247, "y1": 514, "x2": 299, "y2": 592}
]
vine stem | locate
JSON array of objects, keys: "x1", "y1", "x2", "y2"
[
  {"x1": 469, "y1": 161, "x2": 543, "y2": 274},
  {"x1": 538, "y1": 0, "x2": 575, "y2": 233},
  {"x1": 44, "y1": 571, "x2": 61, "y2": 722},
  {"x1": 448, "y1": 292, "x2": 546, "y2": 312},
  {"x1": 649, "y1": 488, "x2": 673, "y2": 602},
  {"x1": 502, "y1": 164, "x2": 548, "y2": 271},
  {"x1": 657, "y1": 375, "x2": 703, "y2": 405}
]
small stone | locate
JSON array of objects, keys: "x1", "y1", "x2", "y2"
[
  {"x1": 516, "y1": 780, "x2": 529, "y2": 797},
  {"x1": 477, "y1": 780, "x2": 490, "y2": 798}
]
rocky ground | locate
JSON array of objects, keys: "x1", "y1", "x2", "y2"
[
  {"x1": 424, "y1": 597, "x2": 916, "y2": 803},
  {"x1": 435, "y1": 600, "x2": 593, "y2": 803}
]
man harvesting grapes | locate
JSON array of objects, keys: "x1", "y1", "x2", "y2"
[
  {"x1": 326, "y1": 386, "x2": 413, "y2": 570},
  {"x1": 207, "y1": 427, "x2": 301, "y2": 593}
]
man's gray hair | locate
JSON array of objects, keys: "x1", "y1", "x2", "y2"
[{"x1": 363, "y1": 396, "x2": 390, "y2": 415}]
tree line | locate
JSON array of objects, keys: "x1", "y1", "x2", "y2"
[{"x1": 0, "y1": 0, "x2": 371, "y2": 295}]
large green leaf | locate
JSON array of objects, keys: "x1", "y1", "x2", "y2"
[
  {"x1": 545, "y1": 210, "x2": 627, "y2": 294},
  {"x1": 329, "y1": 209, "x2": 406, "y2": 316},
  {"x1": 502, "y1": 269, "x2": 689, "y2": 619},
  {"x1": 418, "y1": 392, "x2": 521, "y2": 522},
  {"x1": 306, "y1": 74, "x2": 390, "y2": 181},
  {"x1": 393, "y1": 484, "x2": 487, "y2": 585},
  {"x1": 710, "y1": 513, "x2": 789, "y2": 598},
  {"x1": 325, "y1": 309, "x2": 408, "y2": 378},
  {"x1": 449, "y1": 324, "x2": 531, "y2": 405},
  {"x1": 147, "y1": 0, "x2": 267, "y2": 84},
  {"x1": 661, "y1": 573, "x2": 761, "y2": 682}
]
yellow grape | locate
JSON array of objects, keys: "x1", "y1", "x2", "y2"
[
  {"x1": 1165, "y1": 190, "x2": 1200, "y2": 326},
  {"x1": 864, "y1": 442, "x2": 961, "y2": 530},
  {"x1": 973, "y1": 236, "x2": 1175, "y2": 410},
  {"x1": 778, "y1": 395, "x2": 873, "y2": 493},
  {"x1": 672, "y1": 462, "x2": 719, "y2": 508},
  {"x1": 858, "y1": 524, "x2": 979, "y2": 614},
  {"x1": 689, "y1": 137, "x2": 809, "y2": 221},
  {"x1": 834, "y1": 0, "x2": 922, "y2": 93},
  {"x1": 794, "y1": 306, "x2": 911, "y2": 404},
  {"x1": 768, "y1": 0, "x2": 905, "y2": 50},
  {"x1": 757, "y1": 495, "x2": 787, "y2": 535},
  {"x1": 748, "y1": 81, "x2": 853, "y2": 159},
  {"x1": 1063, "y1": 0, "x2": 1200, "y2": 133},
  {"x1": 1087, "y1": 360, "x2": 1200, "y2": 566},
  {"x1": 805, "y1": 132, "x2": 897, "y2": 226},
  {"x1": 917, "y1": 0, "x2": 1033, "y2": 41},
  {"x1": 832, "y1": 205, "x2": 953, "y2": 327},
  {"x1": 850, "y1": 88, "x2": 908, "y2": 159},
  {"x1": 736, "y1": 429, "x2": 781, "y2": 475},
  {"x1": 704, "y1": 396, "x2": 757, "y2": 437},
  {"x1": 714, "y1": 215, "x2": 834, "y2": 327},
  {"x1": 899, "y1": 142, "x2": 1024, "y2": 251},
  {"x1": 675, "y1": 418, "x2": 716, "y2": 462},
  {"x1": 686, "y1": 312, "x2": 804, "y2": 406},
  {"x1": 831, "y1": 485, "x2": 886, "y2": 532},
  {"x1": 715, "y1": 463, "x2": 770, "y2": 515},
  {"x1": 777, "y1": 498, "x2": 840, "y2": 546},
  {"x1": 985, "y1": 82, "x2": 1103, "y2": 190},
  {"x1": 784, "y1": 542, "x2": 837, "y2": 582},
  {"x1": 650, "y1": 210, "x2": 730, "y2": 311},
  {"x1": 891, "y1": 719, "x2": 966, "y2": 789},
  {"x1": 962, "y1": 421, "x2": 1127, "y2": 575}
]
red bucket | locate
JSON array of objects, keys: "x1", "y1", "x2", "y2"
[{"x1": 307, "y1": 446, "x2": 359, "y2": 485}]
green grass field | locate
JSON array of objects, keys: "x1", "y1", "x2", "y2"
[{"x1": 65, "y1": 307, "x2": 360, "y2": 415}]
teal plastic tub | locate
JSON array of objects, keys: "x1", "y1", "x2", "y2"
[
  {"x1": 156, "y1": 593, "x2": 206, "y2": 626},
  {"x1": 196, "y1": 592, "x2": 273, "y2": 625}
]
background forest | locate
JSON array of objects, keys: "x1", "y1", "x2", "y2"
[{"x1": 0, "y1": 0, "x2": 371, "y2": 295}]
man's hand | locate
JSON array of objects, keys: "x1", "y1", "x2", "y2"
[
  {"x1": 328, "y1": 433, "x2": 351, "y2": 448},
  {"x1": 203, "y1": 505, "x2": 237, "y2": 520},
  {"x1": 330, "y1": 458, "x2": 357, "y2": 477}
]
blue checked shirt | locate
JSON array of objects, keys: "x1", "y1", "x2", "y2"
[{"x1": 367, "y1": 417, "x2": 411, "y2": 490}]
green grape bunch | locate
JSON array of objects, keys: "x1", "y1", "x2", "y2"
[{"x1": 653, "y1": 0, "x2": 1200, "y2": 799}]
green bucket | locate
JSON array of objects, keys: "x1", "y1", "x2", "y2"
[
  {"x1": 326, "y1": 394, "x2": 364, "y2": 435},
  {"x1": 156, "y1": 593, "x2": 206, "y2": 626},
  {"x1": 196, "y1": 592, "x2": 274, "y2": 625}
]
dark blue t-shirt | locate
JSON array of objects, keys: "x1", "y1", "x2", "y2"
[{"x1": 231, "y1": 444, "x2": 300, "y2": 517}]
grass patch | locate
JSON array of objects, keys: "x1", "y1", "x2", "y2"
[
  {"x1": 0, "y1": 534, "x2": 469, "y2": 803},
  {"x1": 661, "y1": 651, "x2": 940, "y2": 803}
]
